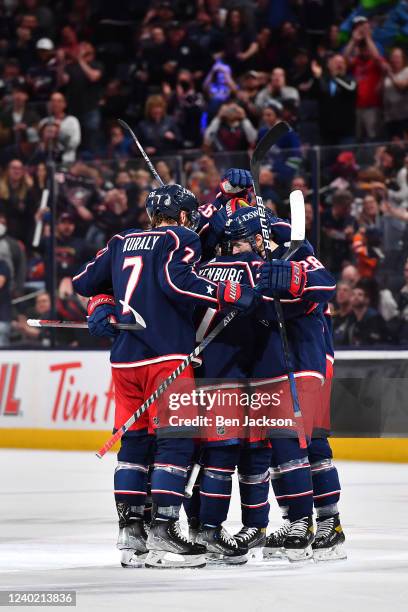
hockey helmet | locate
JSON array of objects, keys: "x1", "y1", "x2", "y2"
[
  {"x1": 224, "y1": 206, "x2": 292, "y2": 246},
  {"x1": 146, "y1": 184, "x2": 200, "y2": 230}
]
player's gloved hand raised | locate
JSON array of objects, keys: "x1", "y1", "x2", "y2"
[
  {"x1": 217, "y1": 280, "x2": 258, "y2": 314},
  {"x1": 220, "y1": 168, "x2": 253, "y2": 199},
  {"x1": 258, "y1": 260, "x2": 306, "y2": 297},
  {"x1": 87, "y1": 294, "x2": 118, "y2": 338}
]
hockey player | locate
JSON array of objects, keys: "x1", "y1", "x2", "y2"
[
  {"x1": 72, "y1": 184, "x2": 255, "y2": 569},
  {"x1": 222, "y1": 206, "x2": 338, "y2": 562},
  {"x1": 189, "y1": 226, "x2": 270, "y2": 564},
  {"x1": 264, "y1": 309, "x2": 346, "y2": 562}
]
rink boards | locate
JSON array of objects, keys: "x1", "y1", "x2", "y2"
[{"x1": 0, "y1": 350, "x2": 407, "y2": 462}]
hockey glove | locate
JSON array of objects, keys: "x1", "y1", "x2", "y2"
[
  {"x1": 220, "y1": 168, "x2": 253, "y2": 197},
  {"x1": 259, "y1": 261, "x2": 306, "y2": 297},
  {"x1": 217, "y1": 280, "x2": 258, "y2": 314},
  {"x1": 87, "y1": 294, "x2": 118, "y2": 338}
]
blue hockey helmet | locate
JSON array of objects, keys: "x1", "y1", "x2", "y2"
[
  {"x1": 146, "y1": 184, "x2": 200, "y2": 230},
  {"x1": 224, "y1": 206, "x2": 292, "y2": 246}
]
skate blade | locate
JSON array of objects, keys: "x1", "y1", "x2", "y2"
[
  {"x1": 206, "y1": 553, "x2": 248, "y2": 566},
  {"x1": 120, "y1": 550, "x2": 148, "y2": 568},
  {"x1": 286, "y1": 544, "x2": 313, "y2": 563},
  {"x1": 313, "y1": 543, "x2": 347, "y2": 563},
  {"x1": 145, "y1": 550, "x2": 206, "y2": 569}
]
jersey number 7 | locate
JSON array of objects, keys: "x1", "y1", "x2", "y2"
[{"x1": 122, "y1": 256, "x2": 144, "y2": 315}]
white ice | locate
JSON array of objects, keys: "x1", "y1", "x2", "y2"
[{"x1": 0, "y1": 449, "x2": 407, "y2": 612}]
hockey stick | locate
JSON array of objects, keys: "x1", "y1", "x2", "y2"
[
  {"x1": 96, "y1": 122, "x2": 288, "y2": 459},
  {"x1": 251, "y1": 123, "x2": 307, "y2": 447},
  {"x1": 27, "y1": 318, "x2": 146, "y2": 331},
  {"x1": 117, "y1": 119, "x2": 164, "y2": 186}
]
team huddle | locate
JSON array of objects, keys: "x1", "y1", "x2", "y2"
[{"x1": 72, "y1": 166, "x2": 346, "y2": 569}]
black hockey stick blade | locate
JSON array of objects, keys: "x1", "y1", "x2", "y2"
[
  {"x1": 251, "y1": 122, "x2": 290, "y2": 192},
  {"x1": 252, "y1": 121, "x2": 290, "y2": 164}
]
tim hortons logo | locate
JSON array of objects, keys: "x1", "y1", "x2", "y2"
[
  {"x1": 0, "y1": 364, "x2": 21, "y2": 416},
  {"x1": 50, "y1": 362, "x2": 115, "y2": 423}
]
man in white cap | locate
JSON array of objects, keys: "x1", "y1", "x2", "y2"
[{"x1": 27, "y1": 38, "x2": 64, "y2": 103}]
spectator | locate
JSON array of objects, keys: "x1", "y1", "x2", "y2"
[
  {"x1": 0, "y1": 59, "x2": 26, "y2": 103},
  {"x1": 255, "y1": 67, "x2": 300, "y2": 111},
  {"x1": 164, "y1": 22, "x2": 203, "y2": 79},
  {"x1": 166, "y1": 70, "x2": 205, "y2": 148},
  {"x1": 222, "y1": 8, "x2": 258, "y2": 75},
  {"x1": 343, "y1": 16, "x2": 385, "y2": 142},
  {"x1": 187, "y1": 9, "x2": 222, "y2": 67},
  {"x1": 43, "y1": 212, "x2": 94, "y2": 293},
  {"x1": 358, "y1": 194, "x2": 381, "y2": 228},
  {"x1": 16, "y1": 1, "x2": 54, "y2": 37},
  {"x1": 139, "y1": 26, "x2": 168, "y2": 86},
  {"x1": 0, "y1": 83, "x2": 39, "y2": 148},
  {"x1": 29, "y1": 121, "x2": 62, "y2": 165},
  {"x1": 289, "y1": 47, "x2": 314, "y2": 98},
  {"x1": 12, "y1": 290, "x2": 52, "y2": 347},
  {"x1": 291, "y1": 175, "x2": 310, "y2": 199},
  {"x1": 311, "y1": 54, "x2": 357, "y2": 145},
  {"x1": 39, "y1": 92, "x2": 81, "y2": 162},
  {"x1": 58, "y1": 25, "x2": 79, "y2": 63},
  {"x1": 332, "y1": 281, "x2": 353, "y2": 346},
  {"x1": 383, "y1": 47, "x2": 408, "y2": 140},
  {"x1": 137, "y1": 94, "x2": 182, "y2": 156},
  {"x1": 0, "y1": 158, "x2": 36, "y2": 246},
  {"x1": 87, "y1": 188, "x2": 131, "y2": 249},
  {"x1": 352, "y1": 226, "x2": 384, "y2": 279},
  {"x1": 26, "y1": 38, "x2": 63, "y2": 103},
  {"x1": 0, "y1": 256, "x2": 12, "y2": 346},
  {"x1": 0, "y1": 126, "x2": 40, "y2": 168},
  {"x1": 155, "y1": 161, "x2": 174, "y2": 185},
  {"x1": 57, "y1": 162, "x2": 97, "y2": 231},
  {"x1": 203, "y1": 60, "x2": 238, "y2": 117},
  {"x1": 305, "y1": 201, "x2": 314, "y2": 242},
  {"x1": 203, "y1": 101, "x2": 257, "y2": 152},
  {"x1": 321, "y1": 189, "x2": 357, "y2": 274},
  {"x1": 0, "y1": 212, "x2": 27, "y2": 295},
  {"x1": 337, "y1": 281, "x2": 390, "y2": 346},
  {"x1": 258, "y1": 101, "x2": 302, "y2": 184},
  {"x1": 62, "y1": 42, "x2": 104, "y2": 152},
  {"x1": 341, "y1": 263, "x2": 360, "y2": 287},
  {"x1": 10, "y1": 17, "x2": 36, "y2": 70},
  {"x1": 235, "y1": 71, "x2": 262, "y2": 125},
  {"x1": 253, "y1": 27, "x2": 277, "y2": 72},
  {"x1": 100, "y1": 125, "x2": 132, "y2": 160}
]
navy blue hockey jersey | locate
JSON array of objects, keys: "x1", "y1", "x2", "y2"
[
  {"x1": 72, "y1": 225, "x2": 219, "y2": 367},
  {"x1": 194, "y1": 252, "x2": 262, "y2": 379},
  {"x1": 253, "y1": 241, "x2": 336, "y2": 379}
]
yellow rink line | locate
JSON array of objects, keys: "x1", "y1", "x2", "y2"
[{"x1": 1, "y1": 429, "x2": 408, "y2": 462}]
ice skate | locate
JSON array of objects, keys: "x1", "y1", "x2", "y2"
[
  {"x1": 284, "y1": 515, "x2": 314, "y2": 562},
  {"x1": 145, "y1": 519, "x2": 206, "y2": 568},
  {"x1": 196, "y1": 525, "x2": 248, "y2": 565},
  {"x1": 117, "y1": 520, "x2": 149, "y2": 568},
  {"x1": 234, "y1": 526, "x2": 266, "y2": 561},
  {"x1": 312, "y1": 515, "x2": 347, "y2": 562},
  {"x1": 263, "y1": 519, "x2": 290, "y2": 559}
]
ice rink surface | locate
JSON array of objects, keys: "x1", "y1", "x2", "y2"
[{"x1": 0, "y1": 449, "x2": 407, "y2": 612}]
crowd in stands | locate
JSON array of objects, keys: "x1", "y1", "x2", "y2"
[{"x1": 2, "y1": 0, "x2": 408, "y2": 348}]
